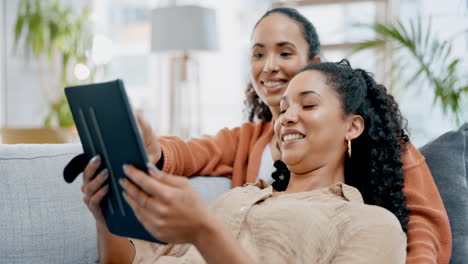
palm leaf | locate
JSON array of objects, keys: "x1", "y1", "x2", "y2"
[
  {"x1": 353, "y1": 39, "x2": 386, "y2": 52},
  {"x1": 352, "y1": 16, "x2": 468, "y2": 123},
  {"x1": 14, "y1": 15, "x2": 24, "y2": 48}
]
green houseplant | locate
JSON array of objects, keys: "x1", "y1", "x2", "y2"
[
  {"x1": 13, "y1": 0, "x2": 93, "y2": 127},
  {"x1": 353, "y1": 17, "x2": 468, "y2": 123}
]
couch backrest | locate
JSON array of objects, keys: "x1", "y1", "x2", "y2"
[
  {"x1": 420, "y1": 123, "x2": 468, "y2": 263},
  {"x1": 0, "y1": 144, "x2": 99, "y2": 264}
]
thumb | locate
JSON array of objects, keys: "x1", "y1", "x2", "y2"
[{"x1": 146, "y1": 162, "x2": 165, "y2": 180}]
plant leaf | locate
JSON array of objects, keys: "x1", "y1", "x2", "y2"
[{"x1": 353, "y1": 15, "x2": 468, "y2": 122}]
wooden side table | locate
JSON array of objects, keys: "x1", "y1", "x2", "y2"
[{"x1": 0, "y1": 127, "x2": 80, "y2": 144}]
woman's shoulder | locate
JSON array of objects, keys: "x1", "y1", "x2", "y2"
[
  {"x1": 237, "y1": 120, "x2": 273, "y2": 133},
  {"x1": 208, "y1": 181, "x2": 272, "y2": 209},
  {"x1": 336, "y1": 184, "x2": 402, "y2": 231},
  {"x1": 344, "y1": 201, "x2": 403, "y2": 232},
  {"x1": 401, "y1": 142, "x2": 426, "y2": 169},
  {"x1": 340, "y1": 202, "x2": 407, "y2": 255},
  {"x1": 208, "y1": 121, "x2": 273, "y2": 142},
  {"x1": 216, "y1": 120, "x2": 272, "y2": 132}
]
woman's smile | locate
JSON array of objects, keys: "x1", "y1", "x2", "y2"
[
  {"x1": 280, "y1": 128, "x2": 306, "y2": 147},
  {"x1": 261, "y1": 78, "x2": 289, "y2": 94}
]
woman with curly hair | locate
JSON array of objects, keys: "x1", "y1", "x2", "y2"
[
  {"x1": 80, "y1": 7, "x2": 450, "y2": 263},
  {"x1": 114, "y1": 60, "x2": 408, "y2": 263},
  {"x1": 273, "y1": 60, "x2": 410, "y2": 231}
]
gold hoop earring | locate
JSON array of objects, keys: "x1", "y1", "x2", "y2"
[{"x1": 347, "y1": 139, "x2": 352, "y2": 158}]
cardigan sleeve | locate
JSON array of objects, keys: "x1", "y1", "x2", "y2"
[
  {"x1": 156, "y1": 126, "x2": 242, "y2": 178},
  {"x1": 402, "y1": 143, "x2": 452, "y2": 264}
]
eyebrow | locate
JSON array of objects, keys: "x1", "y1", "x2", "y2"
[
  {"x1": 252, "y1": 41, "x2": 297, "y2": 49},
  {"x1": 277, "y1": 41, "x2": 296, "y2": 48},
  {"x1": 299, "y1": 90, "x2": 320, "y2": 97},
  {"x1": 280, "y1": 90, "x2": 320, "y2": 101}
]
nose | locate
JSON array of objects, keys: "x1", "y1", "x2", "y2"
[
  {"x1": 263, "y1": 54, "x2": 280, "y2": 73},
  {"x1": 280, "y1": 107, "x2": 298, "y2": 126}
]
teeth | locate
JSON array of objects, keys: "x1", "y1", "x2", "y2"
[
  {"x1": 263, "y1": 81, "x2": 285, "y2": 88},
  {"x1": 282, "y1": 134, "x2": 305, "y2": 142}
]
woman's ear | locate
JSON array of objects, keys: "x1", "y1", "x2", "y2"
[
  {"x1": 309, "y1": 56, "x2": 321, "y2": 64},
  {"x1": 346, "y1": 115, "x2": 365, "y2": 141}
]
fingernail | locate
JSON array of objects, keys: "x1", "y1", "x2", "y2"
[
  {"x1": 122, "y1": 164, "x2": 128, "y2": 173},
  {"x1": 146, "y1": 162, "x2": 159, "y2": 174},
  {"x1": 91, "y1": 155, "x2": 101, "y2": 164},
  {"x1": 101, "y1": 169, "x2": 109, "y2": 179},
  {"x1": 119, "y1": 178, "x2": 125, "y2": 188},
  {"x1": 103, "y1": 184, "x2": 109, "y2": 191},
  {"x1": 122, "y1": 192, "x2": 128, "y2": 202}
]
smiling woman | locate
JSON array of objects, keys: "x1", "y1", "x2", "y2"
[
  {"x1": 121, "y1": 60, "x2": 408, "y2": 263},
  {"x1": 277, "y1": 71, "x2": 353, "y2": 178},
  {"x1": 246, "y1": 8, "x2": 321, "y2": 122},
  {"x1": 274, "y1": 60, "x2": 409, "y2": 232}
]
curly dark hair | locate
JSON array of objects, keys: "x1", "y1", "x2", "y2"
[
  {"x1": 244, "y1": 7, "x2": 320, "y2": 123},
  {"x1": 272, "y1": 60, "x2": 410, "y2": 232}
]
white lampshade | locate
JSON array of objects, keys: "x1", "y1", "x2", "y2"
[{"x1": 151, "y1": 5, "x2": 219, "y2": 52}]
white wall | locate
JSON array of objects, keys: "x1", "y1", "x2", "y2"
[
  {"x1": 4, "y1": 0, "x2": 50, "y2": 127},
  {"x1": 0, "y1": 0, "x2": 5, "y2": 126},
  {"x1": 197, "y1": 0, "x2": 273, "y2": 135}
]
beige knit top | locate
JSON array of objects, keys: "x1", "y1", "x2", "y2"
[{"x1": 130, "y1": 181, "x2": 406, "y2": 264}]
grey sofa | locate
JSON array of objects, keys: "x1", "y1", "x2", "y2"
[
  {"x1": 0, "y1": 144, "x2": 231, "y2": 264},
  {"x1": 0, "y1": 123, "x2": 467, "y2": 263},
  {"x1": 420, "y1": 123, "x2": 468, "y2": 264}
]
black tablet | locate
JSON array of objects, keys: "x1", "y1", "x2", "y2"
[{"x1": 65, "y1": 79, "x2": 165, "y2": 244}]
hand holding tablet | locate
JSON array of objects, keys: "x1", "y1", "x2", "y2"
[{"x1": 65, "y1": 79, "x2": 166, "y2": 243}]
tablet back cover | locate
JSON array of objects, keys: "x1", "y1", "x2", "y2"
[{"x1": 65, "y1": 79, "x2": 164, "y2": 244}]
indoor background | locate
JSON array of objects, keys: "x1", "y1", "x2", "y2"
[{"x1": 0, "y1": 0, "x2": 467, "y2": 147}]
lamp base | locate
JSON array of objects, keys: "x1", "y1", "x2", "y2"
[{"x1": 169, "y1": 53, "x2": 201, "y2": 138}]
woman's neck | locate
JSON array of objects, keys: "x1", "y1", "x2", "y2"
[
  {"x1": 267, "y1": 106, "x2": 281, "y2": 161},
  {"x1": 270, "y1": 106, "x2": 280, "y2": 122},
  {"x1": 285, "y1": 164, "x2": 345, "y2": 193}
]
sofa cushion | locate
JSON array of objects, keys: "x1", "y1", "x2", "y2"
[
  {"x1": 420, "y1": 123, "x2": 468, "y2": 263},
  {"x1": 0, "y1": 144, "x2": 98, "y2": 264}
]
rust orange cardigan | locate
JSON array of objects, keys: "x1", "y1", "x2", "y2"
[{"x1": 158, "y1": 121, "x2": 451, "y2": 264}]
